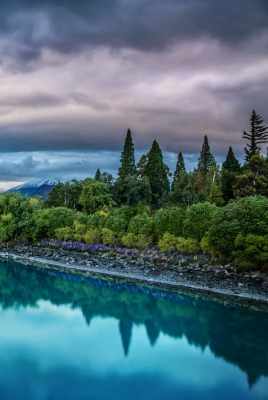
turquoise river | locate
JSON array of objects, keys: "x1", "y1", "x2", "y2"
[{"x1": 0, "y1": 259, "x2": 267, "y2": 400}]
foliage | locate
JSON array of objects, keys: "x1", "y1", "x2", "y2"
[
  {"x1": 113, "y1": 175, "x2": 151, "y2": 206},
  {"x1": 88, "y1": 212, "x2": 107, "y2": 229},
  {"x1": 143, "y1": 140, "x2": 170, "y2": 207},
  {"x1": 158, "y1": 232, "x2": 178, "y2": 252},
  {"x1": 233, "y1": 233, "x2": 268, "y2": 269},
  {"x1": 55, "y1": 226, "x2": 73, "y2": 241},
  {"x1": 0, "y1": 192, "x2": 42, "y2": 242},
  {"x1": 44, "y1": 180, "x2": 83, "y2": 210},
  {"x1": 243, "y1": 110, "x2": 268, "y2": 161},
  {"x1": 84, "y1": 229, "x2": 102, "y2": 244},
  {"x1": 172, "y1": 151, "x2": 186, "y2": 191},
  {"x1": 79, "y1": 178, "x2": 115, "y2": 214},
  {"x1": 121, "y1": 233, "x2": 153, "y2": 249},
  {"x1": 104, "y1": 207, "x2": 130, "y2": 240},
  {"x1": 118, "y1": 129, "x2": 137, "y2": 178},
  {"x1": 206, "y1": 196, "x2": 268, "y2": 258},
  {"x1": 155, "y1": 207, "x2": 185, "y2": 239},
  {"x1": 171, "y1": 171, "x2": 196, "y2": 207},
  {"x1": 101, "y1": 228, "x2": 118, "y2": 245},
  {"x1": 233, "y1": 153, "x2": 268, "y2": 198},
  {"x1": 128, "y1": 213, "x2": 155, "y2": 239},
  {"x1": 209, "y1": 182, "x2": 224, "y2": 206},
  {"x1": 25, "y1": 207, "x2": 76, "y2": 241},
  {"x1": 183, "y1": 202, "x2": 217, "y2": 242},
  {"x1": 136, "y1": 153, "x2": 149, "y2": 178},
  {"x1": 176, "y1": 237, "x2": 200, "y2": 254},
  {"x1": 221, "y1": 146, "x2": 241, "y2": 202},
  {"x1": 197, "y1": 135, "x2": 216, "y2": 176}
]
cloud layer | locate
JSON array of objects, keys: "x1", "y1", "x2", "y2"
[{"x1": 0, "y1": 0, "x2": 268, "y2": 183}]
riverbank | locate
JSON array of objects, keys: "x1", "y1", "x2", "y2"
[{"x1": 0, "y1": 243, "x2": 268, "y2": 309}]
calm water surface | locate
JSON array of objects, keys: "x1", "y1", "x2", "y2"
[{"x1": 0, "y1": 260, "x2": 267, "y2": 400}]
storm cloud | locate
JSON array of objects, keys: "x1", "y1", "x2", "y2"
[
  {"x1": 1, "y1": 0, "x2": 267, "y2": 57},
  {"x1": 0, "y1": 0, "x2": 267, "y2": 184}
]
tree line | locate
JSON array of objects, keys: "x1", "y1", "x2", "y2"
[{"x1": 0, "y1": 109, "x2": 267, "y2": 269}]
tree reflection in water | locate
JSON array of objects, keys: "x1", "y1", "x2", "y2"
[{"x1": 0, "y1": 259, "x2": 267, "y2": 387}]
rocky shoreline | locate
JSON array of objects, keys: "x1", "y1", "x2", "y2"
[{"x1": 0, "y1": 244, "x2": 268, "y2": 309}]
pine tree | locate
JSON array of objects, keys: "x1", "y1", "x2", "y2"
[
  {"x1": 233, "y1": 153, "x2": 268, "y2": 197},
  {"x1": 94, "y1": 168, "x2": 101, "y2": 180},
  {"x1": 172, "y1": 171, "x2": 196, "y2": 207},
  {"x1": 221, "y1": 146, "x2": 241, "y2": 202},
  {"x1": 136, "y1": 153, "x2": 148, "y2": 178},
  {"x1": 209, "y1": 182, "x2": 224, "y2": 206},
  {"x1": 171, "y1": 151, "x2": 186, "y2": 191},
  {"x1": 143, "y1": 140, "x2": 170, "y2": 207},
  {"x1": 197, "y1": 135, "x2": 216, "y2": 175},
  {"x1": 118, "y1": 129, "x2": 136, "y2": 178},
  {"x1": 243, "y1": 110, "x2": 268, "y2": 161}
]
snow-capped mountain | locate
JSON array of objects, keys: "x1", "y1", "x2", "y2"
[{"x1": 8, "y1": 178, "x2": 63, "y2": 200}]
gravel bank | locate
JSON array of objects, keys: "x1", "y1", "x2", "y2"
[{"x1": 1, "y1": 244, "x2": 268, "y2": 309}]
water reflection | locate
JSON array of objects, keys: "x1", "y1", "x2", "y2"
[{"x1": 0, "y1": 260, "x2": 267, "y2": 400}]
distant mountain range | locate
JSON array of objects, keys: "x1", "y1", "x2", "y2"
[{"x1": 8, "y1": 178, "x2": 62, "y2": 200}]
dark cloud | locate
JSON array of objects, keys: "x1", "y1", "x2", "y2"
[
  {"x1": 0, "y1": 93, "x2": 64, "y2": 108},
  {"x1": 0, "y1": 0, "x2": 267, "y2": 185},
  {"x1": 0, "y1": 0, "x2": 267, "y2": 67}
]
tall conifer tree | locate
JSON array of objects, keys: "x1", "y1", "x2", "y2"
[
  {"x1": 172, "y1": 151, "x2": 186, "y2": 191},
  {"x1": 143, "y1": 140, "x2": 170, "y2": 207},
  {"x1": 221, "y1": 146, "x2": 240, "y2": 202},
  {"x1": 94, "y1": 168, "x2": 101, "y2": 180},
  {"x1": 197, "y1": 135, "x2": 215, "y2": 175},
  {"x1": 243, "y1": 110, "x2": 268, "y2": 161},
  {"x1": 118, "y1": 129, "x2": 136, "y2": 178}
]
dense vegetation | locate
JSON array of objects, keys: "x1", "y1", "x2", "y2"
[{"x1": 1, "y1": 110, "x2": 268, "y2": 269}]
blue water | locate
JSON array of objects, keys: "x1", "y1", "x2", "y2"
[{"x1": 0, "y1": 259, "x2": 267, "y2": 400}]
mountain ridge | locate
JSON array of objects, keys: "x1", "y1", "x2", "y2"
[{"x1": 8, "y1": 178, "x2": 64, "y2": 200}]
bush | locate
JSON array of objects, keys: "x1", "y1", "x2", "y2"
[
  {"x1": 88, "y1": 212, "x2": 107, "y2": 230},
  {"x1": 73, "y1": 221, "x2": 87, "y2": 242},
  {"x1": 122, "y1": 233, "x2": 153, "y2": 249},
  {"x1": 128, "y1": 213, "x2": 155, "y2": 238},
  {"x1": 176, "y1": 237, "x2": 200, "y2": 254},
  {"x1": 105, "y1": 208, "x2": 129, "y2": 235},
  {"x1": 207, "y1": 196, "x2": 268, "y2": 258},
  {"x1": 183, "y1": 202, "x2": 217, "y2": 242},
  {"x1": 158, "y1": 232, "x2": 178, "y2": 252},
  {"x1": 55, "y1": 227, "x2": 73, "y2": 241},
  {"x1": 201, "y1": 233, "x2": 216, "y2": 256},
  {"x1": 101, "y1": 228, "x2": 118, "y2": 245},
  {"x1": 84, "y1": 229, "x2": 102, "y2": 244},
  {"x1": 155, "y1": 207, "x2": 185, "y2": 239},
  {"x1": 233, "y1": 233, "x2": 268, "y2": 269},
  {"x1": 26, "y1": 207, "x2": 76, "y2": 241}
]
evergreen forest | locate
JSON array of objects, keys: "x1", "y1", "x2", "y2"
[{"x1": 0, "y1": 111, "x2": 268, "y2": 269}]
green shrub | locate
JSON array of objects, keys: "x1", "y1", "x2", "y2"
[
  {"x1": 55, "y1": 227, "x2": 73, "y2": 241},
  {"x1": 88, "y1": 212, "x2": 107, "y2": 230},
  {"x1": 27, "y1": 207, "x2": 76, "y2": 241},
  {"x1": 200, "y1": 233, "x2": 217, "y2": 256},
  {"x1": 207, "y1": 196, "x2": 268, "y2": 258},
  {"x1": 233, "y1": 233, "x2": 268, "y2": 269},
  {"x1": 128, "y1": 213, "x2": 155, "y2": 238},
  {"x1": 101, "y1": 228, "x2": 118, "y2": 245},
  {"x1": 105, "y1": 209, "x2": 129, "y2": 234},
  {"x1": 176, "y1": 237, "x2": 200, "y2": 254},
  {"x1": 155, "y1": 207, "x2": 185, "y2": 239},
  {"x1": 183, "y1": 202, "x2": 217, "y2": 242},
  {"x1": 158, "y1": 232, "x2": 178, "y2": 252},
  {"x1": 84, "y1": 229, "x2": 102, "y2": 244},
  {"x1": 122, "y1": 233, "x2": 153, "y2": 249}
]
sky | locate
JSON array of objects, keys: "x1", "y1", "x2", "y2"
[{"x1": 0, "y1": 0, "x2": 268, "y2": 189}]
